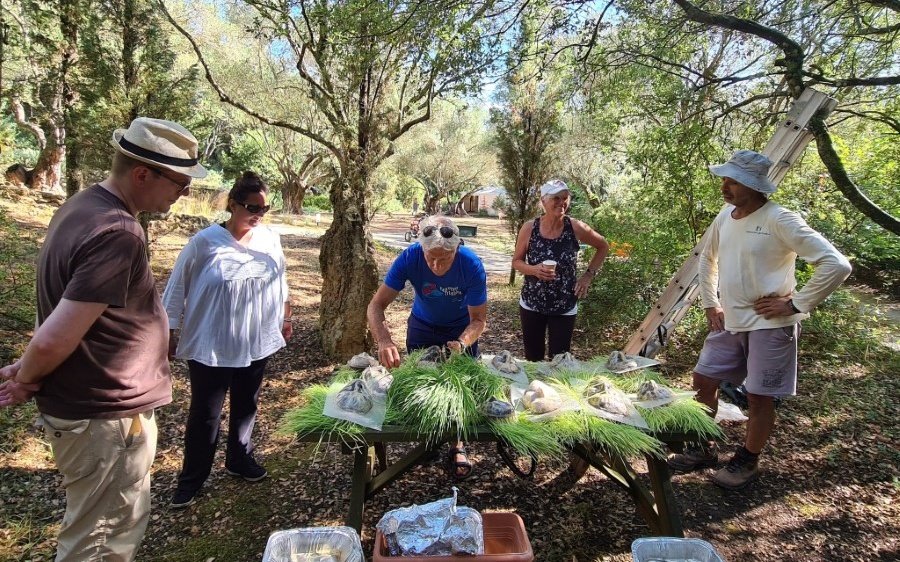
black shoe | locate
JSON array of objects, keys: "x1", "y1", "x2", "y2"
[
  {"x1": 225, "y1": 457, "x2": 268, "y2": 482},
  {"x1": 170, "y1": 488, "x2": 198, "y2": 509},
  {"x1": 719, "y1": 381, "x2": 748, "y2": 410}
]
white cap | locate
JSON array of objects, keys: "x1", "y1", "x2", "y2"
[{"x1": 540, "y1": 179, "x2": 568, "y2": 197}]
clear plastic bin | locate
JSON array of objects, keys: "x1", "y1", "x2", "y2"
[
  {"x1": 631, "y1": 537, "x2": 725, "y2": 562},
  {"x1": 262, "y1": 526, "x2": 364, "y2": 562}
]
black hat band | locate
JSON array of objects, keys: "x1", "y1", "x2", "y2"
[{"x1": 118, "y1": 137, "x2": 199, "y2": 167}]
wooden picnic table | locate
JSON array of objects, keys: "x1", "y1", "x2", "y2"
[{"x1": 296, "y1": 426, "x2": 694, "y2": 537}]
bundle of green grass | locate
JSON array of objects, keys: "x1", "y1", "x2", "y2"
[{"x1": 279, "y1": 353, "x2": 722, "y2": 461}]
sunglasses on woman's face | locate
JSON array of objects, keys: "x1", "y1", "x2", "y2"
[
  {"x1": 235, "y1": 201, "x2": 271, "y2": 215},
  {"x1": 422, "y1": 225, "x2": 456, "y2": 238}
]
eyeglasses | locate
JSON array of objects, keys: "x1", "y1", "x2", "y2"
[
  {"x1": 148, "y1": 167, "x2": 191, "y2": 194},
  {"x1": 422, "y1": 225, "x2": 456, "y2": 238},
  {"x1": 235, "y1": 201, "x2": 271, "y2": 215}
]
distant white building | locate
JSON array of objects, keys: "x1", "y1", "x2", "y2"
[{"x1": 461, "y1": 186, "x2": 505, "y2": 216}]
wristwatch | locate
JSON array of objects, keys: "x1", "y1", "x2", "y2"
[
  {"x1": 586, "y1": 267, "x2": 598, "y2": 277},
  {"x1": 788, "y1": 299, "x2": 801, "y2": 314}
]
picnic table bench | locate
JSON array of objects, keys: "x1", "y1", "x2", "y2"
[{"x1": 297, "y1": 426, "x2": 693, "y2": 537}]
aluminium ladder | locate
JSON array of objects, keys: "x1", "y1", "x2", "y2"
[{"x1": 623, "y1": 88, "x2": 838, "y2": 358}]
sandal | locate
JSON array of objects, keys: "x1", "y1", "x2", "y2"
[{"x1": 446, "y1": 445, "x2": 474, "y2": 481}]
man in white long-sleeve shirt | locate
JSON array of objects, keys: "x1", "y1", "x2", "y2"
[{"x1": 668, "y1": 150, "x2": 852, "y2": 490}]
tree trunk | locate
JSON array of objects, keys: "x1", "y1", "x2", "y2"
[
  {"x1": 30, "y1": 141, "x2": 65, "y2": 192},
  {"x1": 65, "y1": 136, "x2": 83, "y2": 197},
  {"x1": 318, "y1": 162, "x2": 379, "y2": 360},
  {"x1": 281, "y1": 178, "x2": 307, "y2": 215},
  {"x1": 424, "y1": 194, "x2": 441, "y2": 214},
  {"x1": 61, "y1": 0, "x2": 81, "y2": 197},
  {"x1": 582, "y1": 182, "x2": 605, "y2": 209}
]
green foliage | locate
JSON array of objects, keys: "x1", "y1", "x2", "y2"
[
  {"x1": 391, "y1": 100, "x2": 496, "y2": 214},
  {"x1": 218, "y1": 130, "x2": 279, "y2": 184},
  {"x1": 388, "y1": 352, "x2": 506, "y2": 442},
  {"x1": 490, "y1": 417, "x2": 566, "y2": 460},
  {"x1": 0, "y1": 211, "x2": 38, "y2": 332},
  {"x1": 303, "y1": 194, "x2": 332, "y2": 212},
  {"x1": 277, "y1": 384, "x2": 366, "y2": 447},
  {"x1": 801, "y1": 287, "x2": 890, "y2": 358},
  {"x1": 638, "y1": 401, "x2": 722, "y2": 441}
]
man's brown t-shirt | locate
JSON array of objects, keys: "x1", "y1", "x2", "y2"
[{"x1": 35, "y1": 184, "x2": 172, "y2": 419}]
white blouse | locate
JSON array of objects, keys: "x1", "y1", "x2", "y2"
[{"x1": 163, "y1": 223, "x2": 289, "y2": 367}]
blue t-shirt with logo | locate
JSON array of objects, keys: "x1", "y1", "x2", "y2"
[{"x1": 384, "y1": 244, "x2": 487, "y2": 328}]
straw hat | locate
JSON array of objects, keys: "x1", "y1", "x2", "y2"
[
  {"x1": 709, "y1": 150, "x2": 776, "y2": 194},
  {"x1": 110, "y1": 117, "x2": 208, "y2": 178}
]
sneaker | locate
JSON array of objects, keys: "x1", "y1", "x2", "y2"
[
  {"x1": 170, "y1": 488, "x2": 198, "y2": 509},
  {"x1": 225, "y1": 457, "x2": 268, "y2": 482},
  {"x1": 667, "y1": 442, "x2": 719, "y2": 473},
  {"x1": 712, "y1": 448, "x2": 759, "y2": 490}
]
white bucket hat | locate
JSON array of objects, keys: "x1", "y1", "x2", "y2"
[
  {"x1": 709, "y1": 150, "x2": 776, "y2": 194},
  {"x1": 110, "y1": 117, "x2": 208, "y2": 178},
  {"x1": 540, "y1": 179, "x2": 569, "y2": 197}
]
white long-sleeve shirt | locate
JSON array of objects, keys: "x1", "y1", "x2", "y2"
[
  {"x1": 699, "y1": 201, "x2": 851, "y2": 332},
  {"x1": 162, "y1": 224, "x2": 289, "y2": 367}
]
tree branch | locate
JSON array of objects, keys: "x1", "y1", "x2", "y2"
[
  {"x1": 864, "y1": 0, "x2": 900, "y2": 11},
  {"x1": 804, "y1": 69, "x2": 900, "y2": 87},
  {"x1": 9, "y1": 97, "x2": 46, "y2": 150},
  {"x1": 672, "y1": 0, "x2": 806, "y2": 96},
  {"x1": 808, "y1": 112, "x2": 900, "y2": 235},
  {"x1": 157, "y1": 1, "x2": 341, "y2": 159},
  {"x1": 832, "y1": 108, "x2": 900, "y2": 135}
]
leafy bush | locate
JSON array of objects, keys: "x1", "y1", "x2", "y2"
[{"x1": 304, "y1": 194, "x2": 332, "y2": 212}]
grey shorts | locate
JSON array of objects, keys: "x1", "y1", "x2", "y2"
[{"x1": 694, "y1": 325, "x2": 799, "y2": 397}]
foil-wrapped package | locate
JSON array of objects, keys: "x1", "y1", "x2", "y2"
[{"x1": 375, "y1": 488, "x2": 484, "y2": 556}]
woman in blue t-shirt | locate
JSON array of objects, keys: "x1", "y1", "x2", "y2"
[{"x1": 367, "y1": 215, "x2": 487, "y2": 479}]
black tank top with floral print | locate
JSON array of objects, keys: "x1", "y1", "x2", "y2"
[{"x1": 521, "y1": 216, "x2": 580, "y2": 315}]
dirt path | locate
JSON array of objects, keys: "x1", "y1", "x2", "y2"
[
  {"x1": 272, "y1": 213, "x2": 516, "y2": 275},
  {"x1": 0, "y1": 201, "x2": 897, "y2": 562}
]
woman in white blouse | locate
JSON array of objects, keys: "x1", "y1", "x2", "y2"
[{"x1": 163, "y1": 171, "x2": 291, "y2": 509}]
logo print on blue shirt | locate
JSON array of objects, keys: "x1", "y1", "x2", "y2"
[{"x1": 422, "y1": 283, "x2": 444, "y2": 297}]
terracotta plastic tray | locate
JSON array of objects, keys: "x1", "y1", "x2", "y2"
[{"x1": 373, "y1": 511, "x2": 533, "y2": 561}]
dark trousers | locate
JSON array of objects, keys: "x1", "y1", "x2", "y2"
[
  {"x1": 520, "y1": 306, "x2": 577, "y2": 361},
  {"x1": 406, "y1": 314, "x2": 479, "y2": 357},
  {"x1": 177, "y1": 358, "x2": 268, "y2": 493}
]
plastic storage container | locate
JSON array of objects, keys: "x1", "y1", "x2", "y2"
[
  {"x1": 373, "y1": 511, "x2": 533, "y2": 561},
  {"x1": 631, "y1": 537, "x2": 725, "y2": 562},
  {"x1": 458, "y1": 225, "x2": 478, "y2": 237},
  {"x1": 263, "y1": 526, "x2": 364, "y2": 562}
]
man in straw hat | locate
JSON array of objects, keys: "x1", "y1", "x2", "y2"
[
  {"x1": 0, "y1": 117, "x2": 206, "y2": 560},
  {"x1": 668, "y1": 149, "x2": 851, "y2": 490}
]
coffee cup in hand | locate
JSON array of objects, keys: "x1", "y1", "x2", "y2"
[{"x1": 542, "y1": 260, "x2": 557, "y2": 272}]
